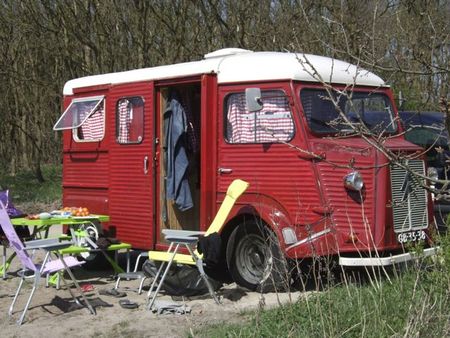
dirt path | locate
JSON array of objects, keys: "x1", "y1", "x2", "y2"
[{"x1": 0, "y1": 253, "x2": 306, "y2": 338}]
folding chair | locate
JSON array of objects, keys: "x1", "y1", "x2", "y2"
[
  {"x1": 0, "y1": 189, "x2": 29, "y2": 279},
  {"x1": 114, "y1": 251, "x2": 149, "y2": 294},
  {"x1": 0, "y1": 201, "x2": 95, "y2": 325},
  {"x1": 147, "y1": 179, "x2": 249, "y2": 310}
]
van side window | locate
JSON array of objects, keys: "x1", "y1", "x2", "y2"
[
  {"x1": 225, "y1": 90, "x2": 294, "y2": 143},
  {"x1": 75, "y1": 100, "x2": 105, "y2": 142},
  {"x1": 116, "y1": 97, "x2": 144, "y2": 144}
]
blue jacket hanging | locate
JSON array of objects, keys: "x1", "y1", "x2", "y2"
[{"x1": 163, "y1": 91, "x2": 193, "y2": 211}]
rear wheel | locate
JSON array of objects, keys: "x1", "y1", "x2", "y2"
[{"x1": 227, "y1": 220, "x2": 290, "y2": 292}]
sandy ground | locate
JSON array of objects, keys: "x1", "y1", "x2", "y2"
[{"x1": 0, "y1": 226, "x2": 306, "y2": 338}]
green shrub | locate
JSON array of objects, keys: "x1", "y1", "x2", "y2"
[{"x1": 0, "y1": 164, "x2": 62, "y2": 204}]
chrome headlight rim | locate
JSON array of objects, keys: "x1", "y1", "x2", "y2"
[
  {"x1": 344, "y1": 170, "x2": 364, "y2": 191},
  {"x1": 427, "y1": 166, "x2": 439, "y2": 182}
]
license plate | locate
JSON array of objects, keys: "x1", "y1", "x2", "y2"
[{"x1": 397, "y1": 230, "x2": 426, "y2": 244}]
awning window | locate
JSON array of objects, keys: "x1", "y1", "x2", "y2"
[{"x1": 53, "y1": 96, "x2": 104, "y2": 131}]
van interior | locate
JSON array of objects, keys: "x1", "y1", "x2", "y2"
[{"x1": 158, "y1": 83, "x2": 201, "y2": 235}]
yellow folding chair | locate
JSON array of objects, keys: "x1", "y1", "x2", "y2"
[{"x1": 147, "y1": 179, "x2": 249, "y2": 310}]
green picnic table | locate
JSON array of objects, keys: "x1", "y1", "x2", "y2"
[{"x1": 1, "y1": 215, "x2": 130, "y2": 280}]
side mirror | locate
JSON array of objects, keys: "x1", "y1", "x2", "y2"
[{"x1": 245, "y1": 88, "x2": 263, "y2": 112}]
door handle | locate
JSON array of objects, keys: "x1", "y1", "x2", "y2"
[
  {"x1": 144, "y1": 156, "x2": 149, "y2": 175},
  {"x1": 218, "y1": 167, "x2": 233, "y2": 174}
]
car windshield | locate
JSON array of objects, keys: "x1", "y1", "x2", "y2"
[
  {"x1": 400, "y1": 111, "x2": 448, "y2": 148},
  {"x1": 300, "y1": 89, "x2": 397, "y2": 134}
]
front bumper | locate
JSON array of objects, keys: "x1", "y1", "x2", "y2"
[{"x1": 339, "y1": 247, "x2": 440, "y2": 266}]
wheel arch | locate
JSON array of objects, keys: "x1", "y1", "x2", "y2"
[
  {"x1": 220, "y1": 198, "x2": 293, "y2": 261},
  {"x1": 221, "y1": 202, "x2": 293, "y2": 291}
]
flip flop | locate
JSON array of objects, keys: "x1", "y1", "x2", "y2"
[
  {"x1": 99, "y1": 288, "x2": 126, "y2": 298},
  {"x1": 80, "y1": 283, "x2": 95, "y2": 293},
  {"x1": 119, "y1": 299, "x2": 139, "y2": 309}
]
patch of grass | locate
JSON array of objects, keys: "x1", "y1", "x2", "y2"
[
  {"x1": 195, "y1": 236, "x2": 450, "y2": 338},
  {"x1": 0, "y1": 164, "x2": 62, "y2": 204}
]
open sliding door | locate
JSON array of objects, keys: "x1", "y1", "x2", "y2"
[{"x1": 154, "y1": 75, "x2": 217, "y2": 250}]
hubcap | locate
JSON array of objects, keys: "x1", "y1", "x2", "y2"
[{"x1": 236, "y1": 233, "x2": 270, "y2": 285}]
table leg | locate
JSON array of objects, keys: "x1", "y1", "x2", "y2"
[
  {"x1": 2, "y1": 245, "x2": 5, "y2": 279},
  {"x1": 0, "y1": 252, "x2": 16, "y2": 279},
  {"x1": 102, "y1": 251, "x2": 125, "y2": 274}
]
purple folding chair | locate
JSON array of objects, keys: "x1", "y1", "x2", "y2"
[
  {"x1": 0, "y1": 201, "x2": 95, "y2": 325},
  {"x1": 0, "y1": 189, "x2": 28, "y2": 279}
]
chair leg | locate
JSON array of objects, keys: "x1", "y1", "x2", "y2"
[
  {"x1": 146, "y1": 261, "x2": 166, "y2": 302},
  {"x1": 138, "y1": 277, "x2": 147, "y2": 295},
  {"x1": 56, "y1": 271, "x2": 61, "y2": 290},
  {"x1": 186, "y1": 245, "x2": 221, "y2": 305},
  {"x1": 114, "y1": 276, "x2": 121, "y2": 290},
  {"x1": 58, "y1": 256, "x2": 96, "y2": 315},
  {"x1": 9, "y1": 275, "x2": 25, "y2": 316},
  {"x1": 17, "y1": 275, "x2": 40, "y2": 325},
  {"x1": 146, "y1": 243, "x2": 175, "y2": 301},
  {"x1": 134, "y1": 252, "x2": 148, "y2": 272},
  {"x1": 58, "y1": 271, "x2": 82, "y2": 307},
  {"x1": 196, "y1": 260, "x2": 220, "y2": 304},
  {"x1": 147, "y1": 243, "x2": 180, "y2": 311},
  {"x1": 126, "y1": 249, "x2": 130, "y2": 273}
]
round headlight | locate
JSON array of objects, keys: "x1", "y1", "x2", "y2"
[
  {"x1": 427, "y1": 167, "x2": 439, "y2": 181},
  {"x1": 344, "y1": 171, "x2": 364, "y2": 191}
]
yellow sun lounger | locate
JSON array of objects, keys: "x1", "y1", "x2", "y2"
[
  {"x1": 146, "y1": 179, "x2": 249, "y2": 309},
  {"x1": 148, "y1": 179, "x2": 249, "y2": 265}
]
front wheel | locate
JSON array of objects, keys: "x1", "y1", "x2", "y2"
[{"x1": 226, "y1": 221, "x2": 290, "y2": 292}]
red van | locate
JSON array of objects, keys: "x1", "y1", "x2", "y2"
[{"x1": 54, "y1": 48, "x2": 437, "y2": 290}]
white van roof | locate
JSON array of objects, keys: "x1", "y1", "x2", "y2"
[{"x1": 63, "y1": 48, "x2": 386, "y2": 95}]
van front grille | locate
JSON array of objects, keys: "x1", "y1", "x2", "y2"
[{"x1": 390, "y1": 160, "x2": 428, "y2": 233}]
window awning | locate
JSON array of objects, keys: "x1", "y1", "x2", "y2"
[{"x1": 53, "y1": 96, "x2": 104, "y2": 131}]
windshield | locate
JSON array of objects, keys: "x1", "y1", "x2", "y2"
[
  {"x1": 300, "y1": 89, "x2": 397, "y2": 134},
  {"x1": 400, "y1": 111, "x2": 448, "y2": 148}
]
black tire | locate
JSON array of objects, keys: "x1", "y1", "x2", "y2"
[{"x1": 226, "y1": 220, "x2": 290, "y2": 292}]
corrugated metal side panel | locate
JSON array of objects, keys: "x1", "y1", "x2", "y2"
[
  {"x1": 108, "y1": 82, "x2": 154, "y2": 249},
  {"x1": 217, "y1": 144, "x2": 322, "y2": 225},
  {"x1": 63, "y1": 188, "x2": 109, "y2": 215},
  {"x1": 62, "y1": 149, "x2": 109, "y2": 217},
  {"x1": 108, "y1": 148, "x2": 154, "y2": 247},
  {"x1": 316, "y1": 156, "x2": 375, "y2": 243},
  {"x1": 63, "y1": 152, "x2": 109, "y2": 188},
  {"x1": 61, "y1": 89, "x2": 111, "y2": 236}
]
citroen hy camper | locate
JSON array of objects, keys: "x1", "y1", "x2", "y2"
[{"x1": 54, "y1": 48, "x2": 436, "y2": 290}]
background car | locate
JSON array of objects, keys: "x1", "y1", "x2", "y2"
[{"x1": 399, "y1": 111, "x2": 449, "y2": 232}]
